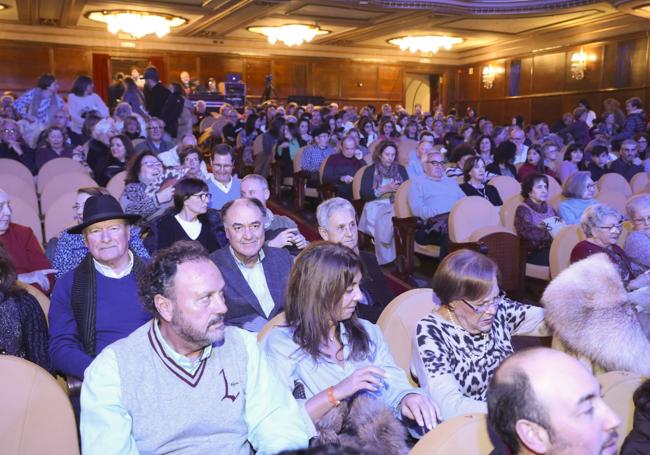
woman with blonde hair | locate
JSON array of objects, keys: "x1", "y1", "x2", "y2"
[{"x1": 262, "y1": 242, "x2": 439, "y2": 452}]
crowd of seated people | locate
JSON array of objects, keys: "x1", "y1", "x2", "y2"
[{"x1": 2, "y1": 72, "x2": 650, "y2": 453}]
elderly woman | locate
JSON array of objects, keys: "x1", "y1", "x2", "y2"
[
  {"x1": 359, "y1": 140, "x2": 408, "y2": 264},
  {"x1": 113, "y1": 102, "x2": 147, "y2": 138},
  {"x1": 514, "y1": 173, "x2": 560, "y2": 266},
  {"x1": 414, "y1": 249, "x2": 546, "y2": 419},
  {"x1": 178, "y1": 146, "x2": 206, "y2": 180},
  {"x1": 460, "y1": 156, "x2": 502, "y2": 206},
  {"x1": 624, "y1": 194, "x2": 650, "y2": 272},
  {"x1": 120, "y1": 151, "x2": 178, "y2": 221},
  {"x1": 262, "y1": 242, "x2": 439, "y2": 451},
  {"x1": 143, "y1": 178, "x2": 226, "y2": 254},
  {"x1": 571, "y1": 203, "x2": 641, "y2": 283},
  {"x1": 0, "y1": 244, "x2": 50, "y2": 371},
  {"x1": 34, "y1": 126, "x2": 75, "y2": 171},
  {"x1": 557, "y1": 171, "x2": 598, "y2": 224},
  {"x1": 51, "y1": 187, "x2": 149, "y2": 279},
  {"x1": 86, "y1": 117, "x2": 118, "y2": 176}
]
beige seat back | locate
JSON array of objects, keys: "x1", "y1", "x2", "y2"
[
  {"x1": 547, "y1": 175, "x2": 562, "y2": 199},
  {"x1": 596, "y1": 190, "x2": 628, "y2": 215},
  {"x1": 598, "y1": 370, "x2": 646, "y2": 453},
  {"x1": 377, "y1": 288, "x2": 436, "y2": 386},
  {"x1": 199, "y1": 116, "x2": 217, "y2": 133},
  {"x1": 598, "y1": 173, "x2": 632, "y2": 197},
  {"x1": 448, "y1": 196, "x2": 500, "y2": 243},
  {"x1": 37, "y1": 158, "x2": 87, "y2": 193},
  {"x1": 15, "y1": 281, "x2": 50, "y2": 325},
  {"x1": 293, "y1": 147, "x2": 307, "y2": 173},
  {"x1": 257, "y1": 312, "x2": 287, "y2": 342},
  {"x1": 630, "y1": 172, "x2": 650, "y2": 194},
  {"x1": 499, "y1": 195, "x2": 523, "y2": 231},
  {"x1": 0, "y1": 158, "x2": 34, "y2": 184},
  {"x1": 319, "y1": 155, "x2": 331, "y2": 184},
  {"x1": 44, "y1": 192, "x2": 78, "y2": 242},
  {"x1": 352, "y1": 164, "x2": 370, "y2": 200},
  {"x1": 488, "y1": 175, "x2": 520, "y2": 201},
  {"x1": 106, "y1": 170, "x2": 127, "y2": 199},
  {"x1": 0, "y1": 173, "x2": 38, "y2": 210},
  {"x1": 0, "y1": 356, "x2": 79, "y2": 455},
  {"x1": 410, "y1": 413, "x2": 493, "y2": 455},
  {"x1": 252, "y1": 134, "x2": 264, "y2": 157},
  {"x1": 549, "y1": 224, "x2": 583, "y2": 279},
  {"x1": 397, "y1": 138, "x2": 418, "y2": 167},
  {"x1": 40, "y1": 173, "x2": 97, "y2": 214},
  {"x1": 393, "y1": 180, "x2": 414, "y2": 218},
  {"x1": 10, "y1": 196, "x2": 43, "y2": 245}
]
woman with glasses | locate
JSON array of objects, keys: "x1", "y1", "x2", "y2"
[
  {"x1": 557, "y1": 171, "x2": 598, "y2": 224},
  {"x1": 120, "y1": 151, "x2": 182, "y2": 221},
  {"x1": 624, "y1": 194, "x2": 650, "y2": 272},
  {"x1": 142, "y1": 178, "x2": 226, "y2": 254},
  {"x1": 413, "y1": 249, "x2": 546, "y2": 419},
  {"x1": 571, "y1": 203, "x2": 641, "y2": 283}
]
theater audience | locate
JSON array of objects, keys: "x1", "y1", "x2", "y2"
[
  {"x1": 13, "y1": 73, "x2": 64, "y2": 126},
  {"x1": 445, "y1": 143, "x2": 476, "y2": 179},
  {"x1": 460, "y1": 156, "x2": 503, "y2": 206},
  {"x1": 121, "y1": 76, "x2": 148, "y2": 121},
  {"x1": 86, "y1": 118, "x2": 118, "y2": 175},
  {"x1": 177, "y1": 145, "x2": 207, "y2": 180},
  {"x1": 240, "y1": 174, "x2": 307, "y2": 252},
  {"x1": 486, "y1": 141, "x2": 517, "y2": 179},
  {"x1": 135, "y1": 117, "x2": 174, "y2": 155},
  {"x1": 80, "y1": 241, "x2": 311, "y2": 454},
  {"x1": 206, "y1": 144, "x2": 241, "y2": 210},
  {"x1": 67, "y1": 76, "x2": 109, "y2": 136},
  {"x1": 262, "y1": 242, "x2": 439, "y2": 451},
  {"x1": 0, "y1": 118, "x2": 35, "y2": 173},
  {"x1": 49, "y1": 195, "x2": 150, "y2": 380},
  {"x1": 587, "y1": 144, "x2": 612, "y2": 181},
  {"x1": 557, "y1": 143, "x2": 584, "y2": 183},
  {"x1": 255, "y1": 115, "x2": 285, "y2": 178},
  {"x1": 52, "y1": 187, "x2": 149, "y2": 279},
  {"x1": 210, "y1": 198, "x2": 292, "y2": 332},
  {"x1": 557, "y1": 171, "x2": 598, "y2": 224},
  {"x1": 159, "y1": 82, "x2": 185, "y2": 139},
  {"x1": 610, "y1": 139, "x2": 644, "y2": 181},
  {"x1": 0, "y1": 244, "x2": 50, "y2": 371},
  {"x1": 317, "y1": 198, "x2": 393, "y2": 323},
  {"x1": 34, "y1": 126, "x2": 76, "y2": 171},
  {"x1": 142, "y1": 66, "x2": 170, "y2": 120},
  {"x1": 359, "y1": 140, "x2": 408, "y2": 264},
  {"x1": 570, "y1": 203, "x2": 640, "y2": 282},
  {"x1": 0, "y1": 189, "x2": 54, "y2": 293},
  {"x1": 514, "y1": 173, "x2": 559, "y2": 266},
  {"x1": 300, "y1": 126, "x2": 335, "y2": 187},
  {"x1": 625, "y1": 194, "x2": 650, "y2": 271},
  {"x1": 487, "y1": 348, "x2": 620, "y2": 455},
  {"x1": 517, "y1": 144, "x2": 557, "y2": 182},
  {"x1": 510, "y1": 128, "x2": 528, "y2": 164},
  {"x1": 143, "y1": 178, "x2": 226, "y2": 254},
  {"x1": 612, "y1": 97, "x2": 646, "y2": 142},
  {"x1": 120, "y1": 151, "x2": 177, "y2": 221},
  {"x1": 322, "y1": 134, "x2": 365, "y2": 199},
  {"x1": 414, "y1": 249, "x2": 546, "y2": 419},
  {"x1": 95, "y1": 134, "x2": 135, "y2": 186}
]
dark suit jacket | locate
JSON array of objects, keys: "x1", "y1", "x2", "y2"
[
  {"x1": 357, "y1": 251, "x2": 394, "y2": 323},
  {"x1": 210, "y1": 246, "x2": 292, "y2": 331},
  {"x1": 144, "y1": 83, "x2": 171, "y2": 119}
]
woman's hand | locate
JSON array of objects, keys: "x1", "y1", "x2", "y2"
[
  {"x1": 156, "y1": 186, "x2": 175, "y2": 204},
  {"x1": 340, "y1": 175, "x2": 354, "y2": 184},
  {"x1": 400, "y1": 393, "x2": 441, "y2": 431},
  {"x1": 333, "y1": 366, "x2": 387, "y2": 401},
  {"x1": 378, "y1": 181, "x2": 400, "y2": 195}
]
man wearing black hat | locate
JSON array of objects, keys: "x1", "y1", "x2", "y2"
[
  {"x1": 300, "y1": 126, "x2": 335, "y2": 187},
  {"x1": 143, "y1": 65, "x2": 170, "y2": 119},
  {"x1": 48, "y1": 195, "x2": 151, "y2": 381}
]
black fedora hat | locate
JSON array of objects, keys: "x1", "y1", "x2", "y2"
[{"x1": 67, "y1": 195, "x2": 141, "y2": 234}]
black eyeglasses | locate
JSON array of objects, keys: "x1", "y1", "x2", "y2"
[
  {"x1": 461, "y1": 292, "x2": 506, "y2": 314},
  {"x1": 426, "y1": 160, "x2": 445, "y2": 167}
]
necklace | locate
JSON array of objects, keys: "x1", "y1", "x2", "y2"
[
  {"x1": 471, "y1": 182, "x2": 488, "y2": 200},
  {"x1": 446, "y1": 306, "x2": 489, "y2": 341}
]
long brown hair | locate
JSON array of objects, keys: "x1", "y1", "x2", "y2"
[
  {"x1": 285, "y1": 241, "x2": 373, "y2": 361},
  {"x1": 0, "y1": 244, "x2": 18, "y2": 299}
]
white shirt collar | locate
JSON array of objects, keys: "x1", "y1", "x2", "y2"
[
  {"x1": 153, "y1": 319, "x2": 212, "y2": 373},
  {"x1": 92, "y1": 250, "x2": 134, "y2": 279},
  {"x1": 209, "y1": 174, "x2": 233, "y2": 193}
]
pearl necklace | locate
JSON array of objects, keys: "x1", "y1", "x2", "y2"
[{"x1": 446, "y1": 306, "x2": 490, "y2": 344}]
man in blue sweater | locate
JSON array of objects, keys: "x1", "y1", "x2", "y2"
[
  {"x1": 48, "y1": 195, "x2": 150, "y2": 381},
  {"x1": 207, "y1": 143, "x2": 241, "y2": 210}
]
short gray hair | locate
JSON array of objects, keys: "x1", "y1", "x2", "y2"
[
  {"x1": 317, "y1": 197, "x2": 355, "y2": 229},
  {"x1": 580, "y1": 203, "x2": 621, "y2": 238},
  {"x1": 626, "y1": 194, "x2": 650, "y2": 220},
  {"x1": 561, "y1": 171, "x2": 592, "y2": 199},
  {"x1": 241, "y1": 173, "x2": 268, "y2": 190}
]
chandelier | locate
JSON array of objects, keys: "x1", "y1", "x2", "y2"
[
  {"x1": 86, "y1": 10, "x2": 187, "y2": 39},
  {"x1": 247, "y1": 24, "x2": 329, "y2": 47},
  {"x1": 388, "y1": 35, "x2": 463, "y2": 54},
  {"x1": 570, "y1": 48, "x2": 588, "y2": 80}
]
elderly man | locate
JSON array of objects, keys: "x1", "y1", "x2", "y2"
[
  {"x1": 135, "y1": 117, "x2": 174, "y2": 155},
  {"x1": 510, "y1": 127, "x2": 529, "y2": 165},
  {"x1": 300, "y1": 126, "x2": 335, "y2": 185},
  {"x1": 408, "y1": 150, "x2": 465, "y2": 255},
  {"x1": 487, "y1": 348, "x2": 620, "y2": 455},
  {"x1": 240, "y1": 174, "x2": 307, "y2": 253},
  {"x1": 80, "y1": 241, "x2": 312, "y2": 455},
  {"x1": 48, "y1": 195, "x2": 150, "y2": 380},
  {"x1": 0, "y1": 118, "x2": 35, "y2": 173},
  {"x1": 210, "y1": 198, "x2": 292, "y2": 332},
  {"x1": 610, "y1": 139, "x2": 644, "y2": 181},
  {"x1": 407, "y1": 140, "x2": 434, "y2": 178},
  {"x1": 0, "y1": 189, "x2": 54, "y2": 293},
  {"x1": 317, "y1": 197, "x2": 394, "y2": 323},
  {"x1": 207, "y1": 144, "x2": 241, "y2": 210},
  {"x1": 321, "y1": 134, "x2": 365, "y2": 199}
]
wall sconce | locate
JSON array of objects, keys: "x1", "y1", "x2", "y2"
[
  {"x1": 570, "y1": 48, "x2": 588, "y2": 80},
  {"x1": 482, "y1": 65, "x2": 496, "y2": 89}
]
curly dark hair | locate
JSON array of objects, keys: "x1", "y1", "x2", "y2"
[
  {"x1": 124, "y1": 150, "x2": 159, "y2": 184},
  {"x1": 138, "y1": 241, "x2": 210, "y2": 318},
  {"x1": 520, "y1": 173, "x2": 548, "y2": 199}
]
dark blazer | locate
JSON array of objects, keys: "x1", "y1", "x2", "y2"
[
  {"x1": 144, "y1": 82, "x2": 171, "y2": 119},
  {"x1": 357, "y1": 251, "x2": 394, "y2": 323},
  {"x1": 210, "y1": 245, "x2": 292, "y2": 331}
]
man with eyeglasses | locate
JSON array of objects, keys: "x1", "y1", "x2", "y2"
[
  {"x1": 624, "y1": 194, "x2": 650, "y2": 271},
  {"x1": 509, "y1": 127, "x2": 529, "y2": 165},
  {"x1": 0, "y1": 189, "x2": 54, "y2": 293},
  {"x1": 610, "y1": 139, "x2": 644, "y2": 182},
  {"x1": 0, "y1": 118, "x2": 36, "y2": 174},
  {"x1": 49, "y1": 195, "x2": 150, "y2": 387},
  {"x1": 207, "y1": 143, "x2": 241, "y2": 210},
  {"x1": 408, "y1": 150, "x2": 465, "y2": 256},
  {"x1": 135, "y1": 117, "x2": 174, "y2": 155}
]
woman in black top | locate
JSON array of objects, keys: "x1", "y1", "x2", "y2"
[
  {"x1": 486, "y1": 141, "x2": 518, "y2": 180},
  {"x1": 460, "y1": 156, "x2": 503, "y2": 206}
]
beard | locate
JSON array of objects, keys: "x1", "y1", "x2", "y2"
[{"x1": 171, "y1": 310, "x2": 226, "y2": 348}]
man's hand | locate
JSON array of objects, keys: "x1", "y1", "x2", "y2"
[
  {"x1": 400, "y1": 393, "x2": 441, "y2": 431},
  {"x1": 268, "y1": 229, "x2": 306, "y2": 249}
]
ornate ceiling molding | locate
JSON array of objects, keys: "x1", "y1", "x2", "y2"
[{"x1": 337, "y1": 1, "x2": 610, "y2": 15}]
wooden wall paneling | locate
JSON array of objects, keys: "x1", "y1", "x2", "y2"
[
  {"x1": 198, "y1": 55, "x2": 244, "y2": 88},
  {"x1": 377, "y1": 65, "x2": 402, "y2": 101},
  {"x1": 478, "y1": 100, "x2": 505, "y2": 123},
  {"x1": 479, "y1": 61, "x2": 506, "y2": 100},
  {"x1": 520, "y1": 57, "x2": 533, "y2": 96},
  {"x1": 602, "y1": 41, "x2": 618, "y2": 89},
  {"x1": 272, "y1": 60, "x2": 308, "y2": 98},
  {"x1": 564, "y1": 45, "x2": 603, "y2": 92},
  {"x1": 341, "y1": 62, "x2": 377, "y2": 100},
  {"x1": 629, "y1": 37, "x2": 647, "y2": 88},
  {"x1": 166, "y1": 54, "x2": 199, "y2": 84},
  {"x1": 532, "y1": 52, "x2": 566, "y2": 94},
  {"x1": 503, "y1": 98, "x2": 531, "y2": 125},
  {"x1": 0, "y1": 44, "x2": 51, "y2": 92},
  {"x1": 52, "y1": 47, "x2": 92, "y2": 91},
  {"x1": 310, "y1": 62, "x2": 340, "y2": 100},
  {"x1": 244, "y1": 59, "x2": 271, "y2": 97},
  {"x1": 530, "y1": 96, "x2": 562, "y2": 124},
  {"x1": 459, "y1": 66, "x2": 479, "y2": 101}
]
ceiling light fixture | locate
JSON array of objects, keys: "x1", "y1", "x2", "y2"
[
  {"x1": 570, "y1": 48, "x2": 588, "y2": 80},
  {"x1": 388, "y1": 35, "x2": 463, "y2": 54},
  {"x1": 86, "y1": 10, "x2": 187, "y2": 39},
  {"x1": 247, "y1": 24, "x2": 329, "y2": 47}
]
